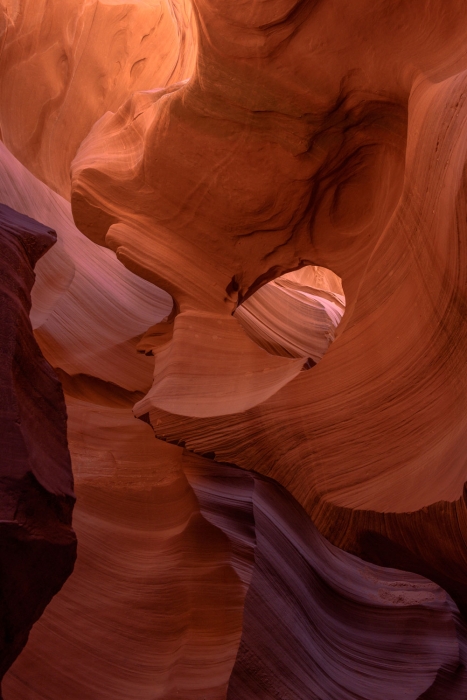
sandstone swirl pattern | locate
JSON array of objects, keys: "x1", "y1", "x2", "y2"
[{"x1": 1, "y1": 0, "x2": 467, "y2": 698}]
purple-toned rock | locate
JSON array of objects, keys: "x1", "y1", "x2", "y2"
[
  {"x1": 183, "y1": 456, "x2": 467, "y2": 700},
  {"x1": 0, "y1": 203, "x2": 76, "y2": 692}
]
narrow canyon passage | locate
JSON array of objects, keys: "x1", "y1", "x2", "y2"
[{"x1": 1, "y1": 0, "x2": 467, "y2": 698}]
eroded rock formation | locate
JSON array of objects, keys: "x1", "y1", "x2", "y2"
[
  {"x1": 135, "y1": 72, "x2": 467, "y2": 620},
  {"x1": 235, "y1": 266, "x2": 345, "y2": 362},
  {"x1": 0, "y1": 203, "x2": 76, "y2": 692},
  {"x1": 186, "y1": 459, "x2": 467, "y2": 700},
  {"x1": 1, "y1": 0, "x2": 467, "y2": 698},
  {"x1": 0, "y1": 0, "x2": 196, "y2": 198}
]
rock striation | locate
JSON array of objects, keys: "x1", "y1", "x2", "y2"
[
  {"x1": 137, "y1": 71, "x2": 467, "y2": 622},
  {"x1": 183, "y1": 458, "x2": 467, "y2": 700},
  {"x1": 2, "y1": 0, "x2": 467, "y2": 698},
  {"x1": 6, "y1": 447, "x2": 467, "y2": 700},
  {"x1": 235, "y1": 266, "x2": 345, "y2": 362},
  {"x1": 0, "y1": 203, "x2": 76, "y2": 693},
  {"x1": 0, "y1": 143, "x2": 246, "y2": 700},
  {"x1": 0, "y1": 0, "x2": 196, "y2": 198},
  {"x1": 4, "y1": 379, "x2": 250, "y2": 699},
  {"x1": 69, "y1": 0, "x2": 467, "y2": 619}
]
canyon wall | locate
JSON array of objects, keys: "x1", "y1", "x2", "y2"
[
  {"x1": 1, "y1": 0, "x2": 467, "y2": 698},
  {"x1": 0, "y1": 203, "x2": 76, "y2": 692}
]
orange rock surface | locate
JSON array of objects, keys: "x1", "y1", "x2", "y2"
[{"x1": 1, "y1": 0, "x2": 467, "y2": 698}]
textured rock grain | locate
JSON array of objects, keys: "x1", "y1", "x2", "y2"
[
  {"x1": 185, "y1": 459, "x2": 467, "y2": 700},
  {"x1": 0, "y1": 0, "x2": 196, "y2": 198},
  {"x1": 123, "y1": 63, "x2": 467, "y2": 619},
  {"x1": 3, "y1": 404, "x2": 249, "y2": 700},
  {"x1": 2, "y1": 0, "x2": 467, "y2": 697},
  {"x1": 0, "y1": 203, "x2": 76, "y2": 693}
]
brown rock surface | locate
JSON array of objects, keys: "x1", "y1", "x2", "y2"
[
  {"x1": 0, "y1": 0, "x2": 196, "y2": 198},
  {"x1": 0, "y1": 143, "x2": 247, "y2": 699},
  {"x1": 68, "y1": 0, "x2": 467, "y2": 606},
  {"x1": 134, "y1": 72, "x2": 467, "y2": 619},
  {"x1": 0, "y1": 203, "x2": 76, "y2": 693},
  {"x1": 68, "y1": 0, "x2": 467, "y2": 662},
  {"x1": 0, "y1": 140, "x2": 172, "y2": 390},
  {"x1": 173, "y1": 457, "x2": 467, "y2": 699},
  {"x1": 2, "y1": 0, "x2": 467, "y2": 697},
  {"x1": 7, "y1": 443, "x2": 467, "y2": 700},
  {"x1": 235, "y1": 266, "x2": 345, "y2": 362},
  {"x1": 4, "y1": 384, "x2": 251, "y2": 699}
]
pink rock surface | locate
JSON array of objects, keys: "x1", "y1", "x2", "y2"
[
  {"x1": 185, "y1": 459, "x2": 467, "y2": 700},
  {"x1": 4, "y1": 395, "x2": 249, "y2": 700}
]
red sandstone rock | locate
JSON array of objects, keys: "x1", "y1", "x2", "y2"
[
  {"x1": 4, "y1": 389, "x2": 250, "y2": 700},
  {"x1": 235, "y1": 266, "x2": 345, "y2": 361},
  {"x1": 0, "y1": 146, "x2": 247, "y2": 698},
  {"x1": 2, "y1": 0, "x2": 467, "y2": 698},
  {"x1": 0, "y1": 141, "x2": 172, "y2": 390},
  {"x1": 0, "y1": 0, "x2": 196, "y2": 198},
  {"x1": 138, "y1": 72, "x2": 467, "y2": 621},
  {"x1": 0, "y1": 203, "x2": 76, "y2": 694},
  {"x1": 69, "y1": 0, "x2": 467, "y2": 613},
  {"x1": 7, "y1": 442, "x2": 467, "y2": 700}
]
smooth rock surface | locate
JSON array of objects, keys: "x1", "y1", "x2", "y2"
[
  {"x1": 3, "y1": 401, "x2": 250, "y2": 700},
  {"x1": 0, "y1": 0, "x2": 196, "y2": 198},
  {"x1": 186, "y1": 460, "x2": 467, "y2": 700},
  {"x1": 136, "y1": 71, "x2": 467, "y2": 616},
  {"x1": 0, "y1": 203, "x2": 76, "y2": 693},
  {"x1": 2, "y1": 0, "x2": 467, "y2": 698}
]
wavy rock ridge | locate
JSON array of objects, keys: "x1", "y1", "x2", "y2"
[
  {"x1": 185, "y1": 459, "x2": 467, "y2": 700},
  {"x1": 1, "y1": 0, "x2": 467, "y2": 698}
]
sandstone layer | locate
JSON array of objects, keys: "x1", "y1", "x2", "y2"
[
  {"x1": 0, "y1": 133, "x2": 247, "y2": 700},
  {"x1": 0, "y1": 0, "x2": 196, "y2": 198},
  {"x1": 6, "y1": 445, "x2": 467, "y2": 700},
  {"x1": 70, "y1": 0, "x2": 467, "y2": 614},
  {"x1": 0, "y1": 203, "x2": 76, "y2": 693},
  {"x1": 133, "y1": 71, "x2": 467, "y2": 620},
  {"x1": 1, "y1": 0, "x2": 467, "y2": 698}
]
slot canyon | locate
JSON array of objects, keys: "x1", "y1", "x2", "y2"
[{"x1": 1, "y1": 0, "x2": 467, "y2": 698}]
